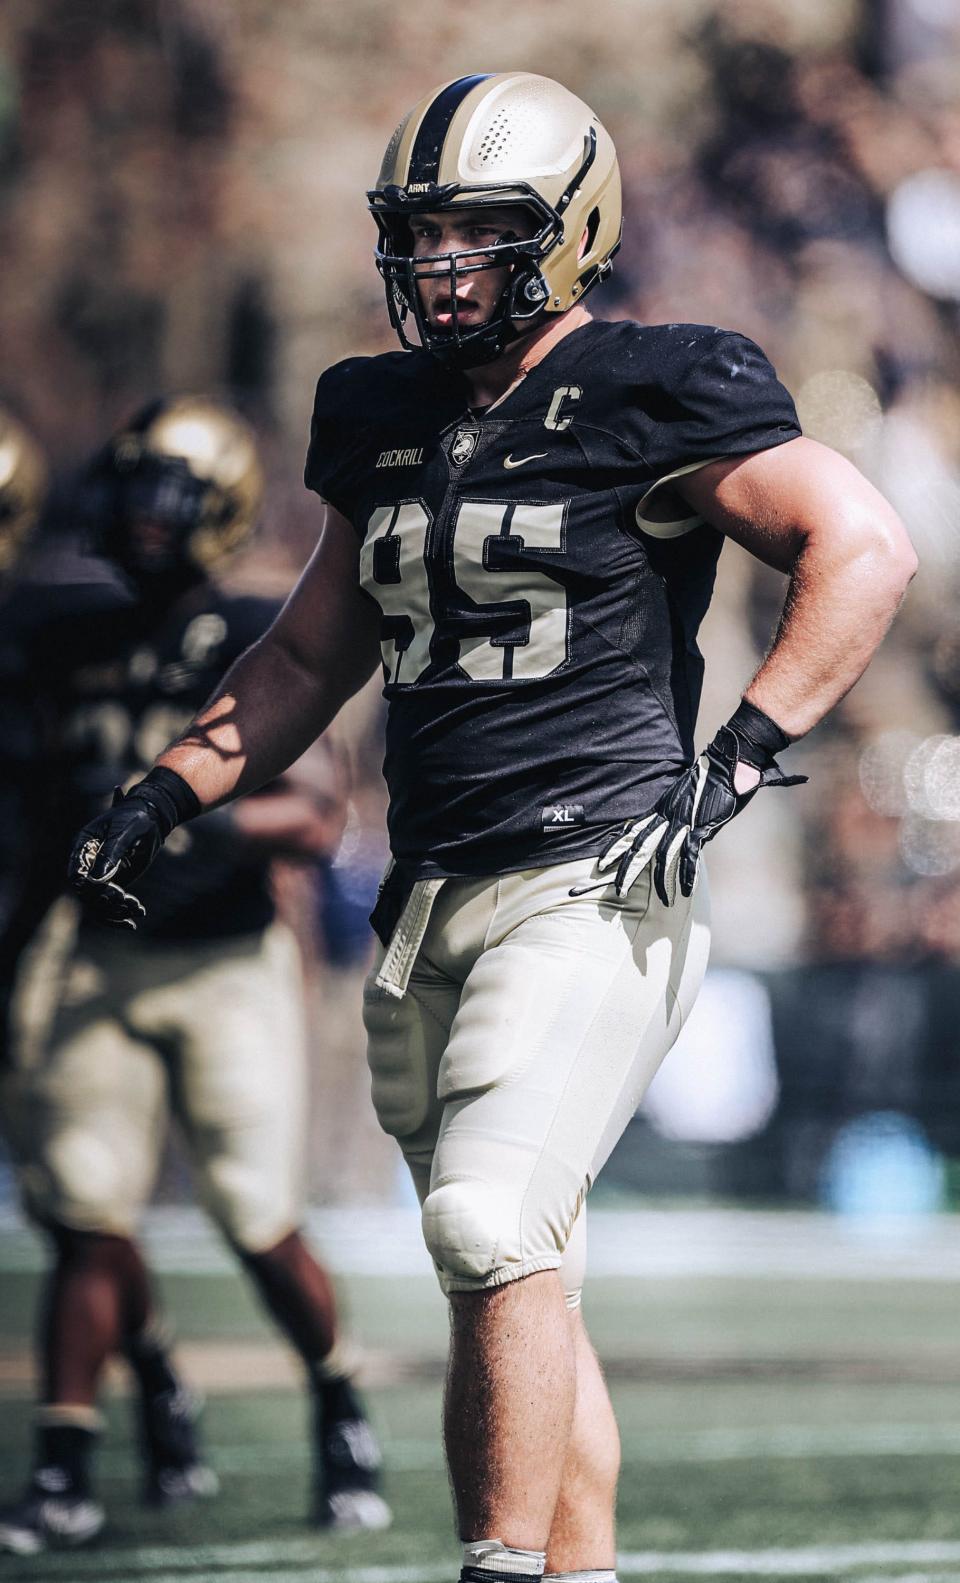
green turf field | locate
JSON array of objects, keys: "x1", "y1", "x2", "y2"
[{"x1": 4, "y1": 1252, "x2": 960, "y2": 1582}]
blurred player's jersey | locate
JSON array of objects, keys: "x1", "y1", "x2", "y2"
[
  {"x1": 67, "y1": 586, "x2": 281, "y2": 939},
  {"x1": 5, "y1": 578, "x2": 280, "y2": 941},
  {"x1": 306, "y1": 318, "x2": 800, "y2": 878},
  {"x1": 0, "y1": 572, "x2": 133, "y2": 982}
]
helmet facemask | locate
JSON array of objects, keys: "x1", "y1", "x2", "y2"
[
  {"x1": 372, "y1": 187, "x2": 555, "y2": 368},
  {"x1": 100, "y1": 452, "x2": 216, "y2": 581}
]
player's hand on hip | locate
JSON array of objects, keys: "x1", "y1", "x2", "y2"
[
  {"x1": 66, "y1": 765, "x2": 201, "y2": 930},
  {"x1": 597, "y1": 699, "x2": 806, "y2": 907}
]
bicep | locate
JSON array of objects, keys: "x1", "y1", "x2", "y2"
[
  {"x1": 269, "y1": 501, "x2": 381, "y2": 700},
  {"x1": 677, "y1": 436, "x2": 912, "y2": 573}
]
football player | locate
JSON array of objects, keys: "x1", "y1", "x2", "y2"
[
  {"x1": 65, "y1": 75, "x2": 916, "y2": 1583},
  {"x1": 0, "y1": 399, "x2": 389, "y2": 1553}
]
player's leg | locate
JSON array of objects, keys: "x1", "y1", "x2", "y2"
[
  {"x1": 122, "y1": 1307, "x2": 220, "y2": 1504},
  {"x1": 39, "y1": 1222, "x2": 151, "y2": 1404},
  {"x1": 545, "y1": 1308, "x2": 620, "y2": 1576},
  {"x1": 8, "y1": 1225, "x2": 150, "y2": 1553},
  {"x1": 168, "y1": 922, "x2": 388, "y2": 1530},
  {"x1": 0, "y1": 984, "x2": 168, "y2": 1551},
  {"x1": 421, "y1": 859, "x2": 709, "y2": 1577},
  {"x1": 445, "y1": 1204, "x2": 612, "y2": 1568},
  {"x1": 35, "y1": 1220, "x2": 211, "y2": 1509},
  {"x1": 235, "y1": 1226, "x2": 387, "y2": 1528},
  {"x1": 446, "y1": 1270, "x2": 576, "y2": 1560},
  {"x1": 480, "y1": 1207, "x2": 620, "y2": 1574},
  {"x1": 448, "y1": 1274, "x2": 611, "y2": 1570}
]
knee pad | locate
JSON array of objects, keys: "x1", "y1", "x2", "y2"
[
  {"x1": 20, "y1": 1149, "x2": 137, "y2": 1238},
  {"x1": 421, "y1": 1179, "x2": 507, "y2": 1285}
]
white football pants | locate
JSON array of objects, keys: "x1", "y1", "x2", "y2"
[
  {"x1": 3, "y1": 907, "x2": 308, "y2": 1253},
  {"x1": 363, "y1": 855, "x2": 710, "y2": 1306}
]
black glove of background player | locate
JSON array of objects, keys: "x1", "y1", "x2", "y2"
[
  {"x1": 67, "y1": 766, "x2": 201, "y2": 929},
  {"x1": 597, "y1": 699, "x2": 807, "y2": 907}
]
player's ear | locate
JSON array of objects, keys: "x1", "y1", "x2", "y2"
[{"x1": 578, "y1": 224, "x2": 589, "y2": 261}]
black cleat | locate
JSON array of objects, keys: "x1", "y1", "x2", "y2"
[
  {"x1": 138, "y1": 1385, "x2": 219, "y2": 1507},
  {"x1": 315, "y1": 1416, "x2": 391, "y2": 1532},
  {"x1": 0, "y1": 1470, "x2": 105, "y2": 1554}
]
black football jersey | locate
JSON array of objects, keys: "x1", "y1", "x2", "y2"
[
  {"x1": 306, "y1": 318, "x2": 800, "y2": 878},
  {"x1": 0, "y1": 575, "x2": 135, "y2": 983},
  {"x1": 9, "y1": 580, "x2": 282, "y2": 941}
]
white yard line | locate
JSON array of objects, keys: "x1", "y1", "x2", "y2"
[
  {"x1": 75, "y1": 1572, "x2": 960, "y2": 1583},
  {"x1": 0, "y1": 1553, "x2": 450, "y2": 1583},
  {"x1": 855, "y1": 1575, "x2": 960, "y2": 1583},
  {"x1": 90, "y1": 1571, "x2": 450, "y2": 1583},
  {"x1": 0, "y1": 1541, "x2": 437, "y2": 1578},
  {"x1": 11, "y1": 1539, "x2": 960, "y2": 1581},
  {"x1": 616, "y1": 1544, "x2": 960, "y2": 1575}
]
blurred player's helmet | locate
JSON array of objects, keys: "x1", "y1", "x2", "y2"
[
  {"x1": 0, "y1": 406, "x2": 48, "y2": 574},
  {"x1": 368, "y1": 72, "x2": 622, "y2": 367},
  {"x1": 95, "y1": 397, "x2": 264, "y2": 578}
]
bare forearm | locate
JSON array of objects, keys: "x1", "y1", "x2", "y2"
[
  {"x1": 156, "y1": 633, "x2": 338, "y2": 810},
  {"x1": 153, "y1": 509, "x2": 380, "y2": 809},
  {"x1": 745, "y1": 538, "x2": 914, "y2": 737}
]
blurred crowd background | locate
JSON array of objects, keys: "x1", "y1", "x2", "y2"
[{"x1": 1, "y1": 0, "x2": 959, "y2": 1214}]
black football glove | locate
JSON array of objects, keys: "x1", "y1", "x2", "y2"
[
  {"x1": 67, "y1": 766, "x2": 201, "y2": 929},
  {"x1": 595, "y1": 699, "x2": 807, "y2": 907}
]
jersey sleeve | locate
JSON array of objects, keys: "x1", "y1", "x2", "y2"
[
  {"x1": 303, "y1": 359, "x2": 372, "y2": 527},
  {"x1": 659, "y1": 330, "x2": 801, "y2": 471}
]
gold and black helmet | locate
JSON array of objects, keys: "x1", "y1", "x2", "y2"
[
  {"x1": 368, "y1": 72, "x2": 622, "y2": 367},
  {"x1": 0, "y1": 406, "x2": 48, "y2": 574},
  {"x1": 95, "y1": 396, "x2": 264, "y2": 578}
]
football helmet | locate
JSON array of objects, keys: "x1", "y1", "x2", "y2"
[
  {"x1": 0, "y1": 406, "x2": 48, "y2": 574},
  {"x1": 93, "y1": 397, "x2": 264, "y2": 578},
  {"x1": 368, "y1": 72, "x2": 622, "y2": 367}
]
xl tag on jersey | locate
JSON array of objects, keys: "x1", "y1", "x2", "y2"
[
  {"x1": 450, "y1": 429, "x2": 478, "y2": 465},
  {"x1": 541, "y1": 803, "x2": 585, "y2": 828}
]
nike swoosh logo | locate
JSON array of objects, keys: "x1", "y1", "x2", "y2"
[{"x1": 503, "y1": 452, "x2": 548, "y2": 469}]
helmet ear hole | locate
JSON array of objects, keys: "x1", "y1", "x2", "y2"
[{"x1": 580, "y1": 206, "x2": 600, "y2": 262}]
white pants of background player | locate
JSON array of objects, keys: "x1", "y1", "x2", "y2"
[
  {"x1": 363, "y1": 854, "x2": 710, "y2": 1307},
  {"x1": 4, "y1": 907, "x2": 307, "y2": 1253}
]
